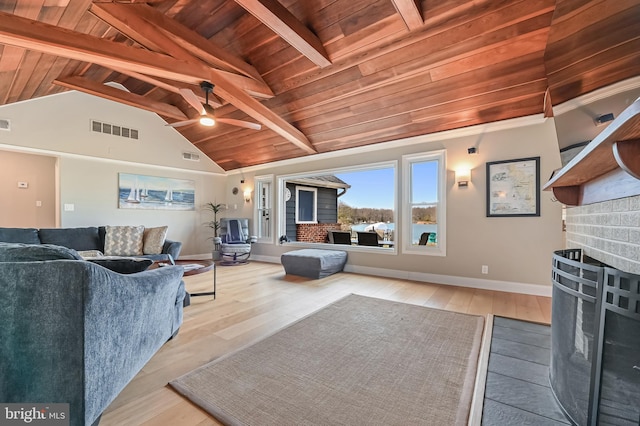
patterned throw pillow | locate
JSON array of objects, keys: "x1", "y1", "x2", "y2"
[
  {"x1": 77, "y1": 249, "x2": 104, "y2": 259},
  {"x1": 143, "y1": 226, "x2": 168, "y2": 255},
  {"x1": 104, "y1": 225, "x2": 144, "y2": 256}
]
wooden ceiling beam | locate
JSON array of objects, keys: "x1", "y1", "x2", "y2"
[
  {"x1": 53, "y1": 75, "x2": 189, "y2": 120},
  {"x1": 0, "y1": 11, "x2": 316, "y2": 154},
  {"x1": 390, "y1": 0, "x2": 424, "y2": 31},
  {"x1": 232, "y1": 0, "x2": 331, "y2": 68},
  {"x1": 89, "y1": 2, "x2": 274, "y2": 99},
  {"x1": 0, "y1": 11, "x2": 206, "y2": 84},
  {"x1": 112, "y1": 2, "x2": 268, "y2": 86}
]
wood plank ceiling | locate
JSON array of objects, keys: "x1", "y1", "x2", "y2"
[{"x1": 0, "y1": 0, "x2": 638, "y2": 171}]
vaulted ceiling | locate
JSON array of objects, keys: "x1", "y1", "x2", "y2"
[{"x1": 0, "y1": 0, "x2": 638, "y2": 170}]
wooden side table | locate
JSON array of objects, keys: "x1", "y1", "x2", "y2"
[{"x1": 161, "y1": 260, "x2": 216, "y2": 299}]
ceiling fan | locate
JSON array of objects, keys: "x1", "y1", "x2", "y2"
[{"x1": 169, "y1": 81, "x2": 262, "y2": 130}]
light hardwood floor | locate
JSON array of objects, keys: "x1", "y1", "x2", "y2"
[{"x1": 100, "y1": 261, "x2": 551, "y2": 426}]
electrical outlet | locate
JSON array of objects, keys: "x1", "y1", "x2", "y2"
[{"x1": 481, "y1": 265, "x2": 489, "y2": 274}]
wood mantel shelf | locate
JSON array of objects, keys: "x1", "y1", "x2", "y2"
[{"x1": 543, "y1": 98, "x2": 640, "y2": 206}]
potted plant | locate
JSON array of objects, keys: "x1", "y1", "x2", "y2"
[{"x1": 205, "y1": 202, "x2": 224, "y2": 260}]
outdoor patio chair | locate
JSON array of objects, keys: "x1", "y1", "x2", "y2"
[
  {"x1": 219, "y1": 218, "x2": 257, "y2": 265},
  {"x1": 329, "y1": 231, "x2": 352, "y2": 245},
  {"x1": 356, "y1": 231, "x2": 379, "y2": 247},
  {"x1": 418, "y1": 232, "x2": 432, "y2": 245}
]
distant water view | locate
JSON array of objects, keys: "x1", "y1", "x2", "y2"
[{"x1": 350, "y1": 223, "x2": 437, "y2": 244}]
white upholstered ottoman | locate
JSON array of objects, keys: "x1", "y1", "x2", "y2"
[{"x1": 281, "y1": 249, "x2": 347, "y2": 279}]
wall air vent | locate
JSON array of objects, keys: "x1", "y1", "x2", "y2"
[
  {"x1": 182, "y1": 152, "x2": 201, "y2": 162},
  {"x1": 0, "y1": 119, "x2": 11, "y2": 131},
  {"x1": 90, "y1": 120, "x2": 139, "y2": 140}
]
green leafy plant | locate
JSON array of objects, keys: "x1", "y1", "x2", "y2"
[{"x1": 204, "y1": 202, "x2": 224, "y2": 238}]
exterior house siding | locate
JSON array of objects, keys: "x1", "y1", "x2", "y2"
[{"x1": 285, "y1": 184, "x2": 340, "y2": 242}]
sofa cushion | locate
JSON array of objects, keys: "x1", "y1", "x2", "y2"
[
  {"x1": 104, "y1": 225, "x2": 144, "y2": 256},
  {"x1": 77, "y1": 250, "x2": 104, "y2": 258},
  {"x1": 143, "y1": 226, "x2": 168, "y2": 255},
  {"x1": 39, "y1": 227, "x2": 102, "y2": 251},
  {"x1": 0, "y1": 227, "x2": 41, "y2": 244},
  {"x1": 87, "y1": 257, "x2": 153, "y2": 274},
  {"x1": 0, "y1": 242, "x2": 83, "y2": 261}
]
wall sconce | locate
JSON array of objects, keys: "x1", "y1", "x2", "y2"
[
  {"x1": 244, "y1": 189, "x2": 252, "y2": 203},
  {"x1": 456, "y1": 169, "x2": 471, "y2": 187}
]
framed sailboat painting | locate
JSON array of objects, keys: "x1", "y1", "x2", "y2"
[{"x1": 118, "y1": 173, "x2": 195, "y2": 210}]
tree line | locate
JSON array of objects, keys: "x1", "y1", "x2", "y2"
[{"x1": 338, "y1": 201, "x2": 436, "y2": 224}]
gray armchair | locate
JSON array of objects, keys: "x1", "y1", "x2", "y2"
[
  {"x1": 219, "y1": 218, "x2": 257, "y2": 265},
  {"x1": 0, "y1": 243, "x2": 186, "y2": 426}
]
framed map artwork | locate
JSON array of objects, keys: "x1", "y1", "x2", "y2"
[{"x1": 486, "y1": 157, "x2": 540, "y2": 217}]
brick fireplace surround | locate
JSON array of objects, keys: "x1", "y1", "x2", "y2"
[{"x1": 564, "y1": 195, "x2": 640, "y2": 274}]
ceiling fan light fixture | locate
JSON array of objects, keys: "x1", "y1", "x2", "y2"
[{"x1": 199, "y1": 116, "x2": 216, "y2": 126}]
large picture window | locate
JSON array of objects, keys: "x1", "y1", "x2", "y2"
[
  {"x1": 402, "y1": 150, "x2": 446, "y2": 256},
  {"x1": 278, "y1": 162, "x2": 397, "y2": 248}
]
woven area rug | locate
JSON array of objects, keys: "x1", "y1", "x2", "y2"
[{"x1": 170, "y1": 294, "x2": 485, "y2": 426}]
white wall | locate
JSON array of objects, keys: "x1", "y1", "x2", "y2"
[
  {"x1": 0, "y1": 150, "x2": 57, "y2": 228},
  {"x1": 0, "y1": 89, "x2": 224, "y2": 173},
  {"x1": 236, "y1": 117, "x2": 564, "y2": 293},
  {"x1": 0, "y1": 90, "x2": 226, "y2": 255},
  {"x1": 56, "y1": 156, "x2": 225, "y2": 255}
]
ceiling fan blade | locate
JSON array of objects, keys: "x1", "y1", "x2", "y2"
[
  {"x1": 178, "y1": 88, "x2": 205, "y2": 115},
  {"x1": 216, "y1": 118, "x2": 262, "y2": 130},
  {"x1": 166, "y1": 118, "x2": 199, "y2": 128}
]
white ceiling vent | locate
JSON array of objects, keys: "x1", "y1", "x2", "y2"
[
  {"x1": 91, "y1": 119, "x2": 139, "y2": 140},
  {"x1": 182, "y1": 152, "x2": 201, "y2": 162},
  {"x1": 0, "y1": 119, "x2": 11, "y2": 131}
]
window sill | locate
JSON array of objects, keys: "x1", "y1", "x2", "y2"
[{"x1": 282, "y1": 241, "x2": 398, "y2": 253}]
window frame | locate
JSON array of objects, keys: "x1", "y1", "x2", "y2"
[
  {"x1": 254, "y1": 174, "x2": 274, "y2": 244},
  {"x1": 276, "y1": 161, "x2": 398, "y2": 251},
  {"x1": 402, "y1": 150, "x2": 447, "y2": 256},
  {"x1": 294, "y1": 186, "x2": 318, "y2": 224}
]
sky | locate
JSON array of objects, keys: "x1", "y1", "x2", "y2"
[{"x1": 335, "y1": 162, "x2": 438, "y2": 209}]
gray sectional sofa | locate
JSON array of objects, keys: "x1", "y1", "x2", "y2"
[
  {"x1": 0, "y1": 226, "x2": 182, "y2": 263},
  {"x1": 0, "y1": 242, "x2": 186, "y2": 426}
]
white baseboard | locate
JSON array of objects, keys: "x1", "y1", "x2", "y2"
[
  {"x1": 249, "y1": 254, "x2": 552, "y2": 297},
  {"x1": 345, "y1": 264, "x2": 552, "y2": 297}
]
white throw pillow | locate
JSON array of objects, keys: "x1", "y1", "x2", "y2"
[
  {"x1": 143, "y1": 226, "x2": 168, "y2": 255},
  {"x1": 77, "y1": 250, "x2": 104, "y2": 259},
  {"x1": 104, "y1": 225, "x2": 144, "y2": 256}
]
